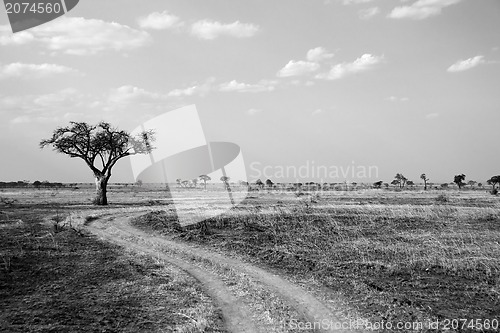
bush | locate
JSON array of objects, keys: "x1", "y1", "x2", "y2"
[
  {"x1": 491, "y1": 188, "x2": 498, "y2": 196},
  {"x1": 435, "y1": 194, "x2": 449, "y2": 203}
]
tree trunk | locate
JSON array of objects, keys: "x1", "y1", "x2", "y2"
[
  {"x1": 93, "y1": 175, "x2": 109, "y2": 205},
  {"x1": 424, "y1": 180, "x2": 427, "y2": 190}
]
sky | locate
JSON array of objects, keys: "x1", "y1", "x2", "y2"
[{"x1": 0, "y1": 0, "x2": 499, "y2": 184}]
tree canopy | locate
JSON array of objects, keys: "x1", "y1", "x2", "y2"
[{"x1": 40, "y1": 121, "x2": 154, "y2": 205}]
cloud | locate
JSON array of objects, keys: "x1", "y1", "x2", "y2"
[
  {"x1": 0, "y1": 62, "x2": 79, "y2": 79},
  {"x1": 278, "y1": 47, "x2": 334, "y2": 78},
  {"x1": 425, "y1": 113, "x2": 439, "y2": 119},
  {"x1": 316, "y1": 54, "x2": 383, "y2": 80},
  {"x1": 447, "y1": 55, "x2": 485, "y2": 72},
  {"x1": 0, "y1": 25, "x2": 34, "y2": 45},
  {"x1": 137, "y1": 11, "x2": 184, "y2": 30},
  {"x1": 247, "y1": 108, "x2": 262, "y2": 116},
  {"x1": 386, "y1": 96, "x2": 409, "y2": 102},
  {"x1": 168, "y1": 78, "x2": 215, "y2": 97},
  {"x1": 219, "y1": 79, "x2": 277, "y2": 93},
  {"x1": 342, "y1": 0, "x2": 374, "y2": 4},
  {"x1": 0, "y1": 17, "x2": 151, "y2": 55},
  {"x1": 359, "y1": 7, "x2": 380, "y2": 19},
  {"x1": 306, "y1": 47, "x2": 334, "y2": 62},
  {"x1": 388, "y1": 0, "x2": 462, "y2": 20},
  {"x1": 277, "y1": 60, "x2": 320, "y2": 77},
  {"x1": 108, "y1": 85, "x2": 169, "y2": 105},
  {"x1": 1, "y1": 88, "x2": 90, "y2": 124},
  {"x1": 190, "y1": 20, "x2": 259, "y2": 40},
  {"x1": 312, "y1": 109, "x2": 324, "y2": 116}
]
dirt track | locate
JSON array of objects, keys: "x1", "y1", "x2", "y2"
[{"x1": 86, "y1": 211, "x2": 364, "y2": 333}]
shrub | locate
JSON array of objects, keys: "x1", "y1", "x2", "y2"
[{"x1": 435, "y1": 193, "x2": 449, "y2": 203}]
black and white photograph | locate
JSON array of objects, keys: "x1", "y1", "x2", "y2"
[{"x1": 1, "y1": 0, "x2": 499, "y2": 332}]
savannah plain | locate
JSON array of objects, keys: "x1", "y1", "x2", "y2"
[{"x1": 1, "y1": 184, "x2": 499, "y2": 332}]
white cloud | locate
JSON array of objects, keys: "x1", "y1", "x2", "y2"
[
  {"x1": 0, "y1": 62, "x2": 79, "y2": 79},
  {"x1": 1, "y1": 88, "x2": 89, "y2": 124},
  {"x1": 278, "y1": 47, "x2": 334, "y2": 78},
  {"x1": 219, "y1": 79, "x2": 276, "y2": 93},
  {"x1": 0, "y1": 17, "x2": 151, "y2": 55},
  {"x1": 247, "y1": 108, "x2": 262, "y2": 116},
  {"x1": 277, "y1": 60, "x2": 320, "y2": 77},
  {"x1": 425, "y1": 113, "x2": 439, "y2": 119},
  {"x1": 168, "y1": 78, "x2": 215, "y2": 97},
  {"x1": 108, "y1": 85, "x2": 168, "y2": 105},
  {"x1": 386, "y1": 96, "x2": 409, "y2": 102},
  {"x1": 447, "y1": 55, "x2": 485, "y2": 72},
  {"x1": 342, "y1": 0, "x2": 374, "y2": 5},
  {"x1": 388, "y1": 0, "x2": 461, "y2": 20},
  {"x1": 316, "y1": 54, "x2": 383, "y2": 80},
  {"x1": 0, "y1": 25, "x2": 34, "y2": 45},
  {"x1": 306, "y1": 47, "x2": 334, "y2": 62},
  {"x1": 190, "y1": 20, "x2": 259, "y2": 40},
  {"x1": 137, "y1": 11, "x2": 184, "y2": 30},
  {"x1": 359, "y1": 7, "x2": 380, "y2": 19}
]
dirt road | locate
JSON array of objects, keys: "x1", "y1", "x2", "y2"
[{"x1": 86, "y1": 210, "x2": 364, "y2": 333}]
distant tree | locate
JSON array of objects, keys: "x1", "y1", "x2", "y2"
[
  {"x1": 420, "y1": 173, "x2": 429, "y2": 190},
  {"x1": 191, "y1": 178, "x2": 198, "y2": 188},
  {"x1": 407, "y1": 180, "x2": 415, "y2": 187},
  {"x1": 393, "y1": 173, "x2": 407, "y2": 189},
  {"x1": 135, "y1": 179, "x2": 143, "y2": 187},
  {"x1": 453, "y1": 174, "x2": 466, "y2": 190},
  {"x1": 487, "y1": 175, "x2": 500, "y2": 194},
  {"x1": 40, "y1": 122, "x2": 154, "y2": 205},
  {"x1": 373, "y1": 180, "x2": 383, "y2": 189},
  {"x1": 220, "y1": 176, "x2": 235, "y2": 205},
  {"x1": 176, "y1": 179, "x2": 182, "y2": 187},
  {"x1": 467, "y1": 180, "x2": 477, "y2": 189},
  {"x1": 265, "y1": 179, "x2": 274, "y2": 188},
  {"x1": 33, "y1": 180, "x2": 42, "y2": 189},
  {"x1": 390, "y1": 179, "x2": 399, "y2": 187},
  {"x1": 384, "y1": 183, "x2": 389, "y2": 188},
  {"x1": 220, "y1": 176, "x2": 230, "y2": 189},
  {"x1": 199, "y1": 175, "x2": 211, "y2": 191},
  {"x1": 441, "y1": 183, "x2": 449, "y2": 189},
  {"x1": 478, "y1": 183, "x2": 483, "y2": 188},
  {"x1": 255, "y1": 179, "x2": 264, "y2": 189},
  {"x1": 181, "y1": 180, "x2": 189, "y2": 188}
]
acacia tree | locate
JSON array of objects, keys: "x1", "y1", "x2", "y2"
[
  {"x1": 199, "y1": 175, "x2": 211, "y2": 191},
  {"x1": 453, "y1": 174, "x2": 466, "y2": 190},
  {"x1": 487, "y1": 175, "x2": 500, "y2": 194},
  {"x1": 40, "y1": 122, "x2": 154, "y2": 205},
  {"x1": 467, "y1": 180, "x2": 477, "y2": 189},
  {"x1": 220, "y1": 176, "x2": 235, "y2": 205},
  {"x1": 393, "y1": 173, "x2": 407, "y2": 189},
  {"x1": 420, "y1": 173, "x2": 429, "y2": 190}
]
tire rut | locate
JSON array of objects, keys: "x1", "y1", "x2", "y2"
[{"x1": 87, "y1": 211, "x2": 365, "y2": 333}]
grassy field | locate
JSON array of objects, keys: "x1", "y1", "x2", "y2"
[
  {"x1": 133, "y1": 187, "x2": 500, "y2": 331},
  {"x1": 1, "y1": 186, "x2": 499, "y2": 332},
  {"x1": 0, "y1": 199, "x2": 225, "y2": 332}
]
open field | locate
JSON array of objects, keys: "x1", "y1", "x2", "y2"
[{"x1": 1, "y1": 186, "x2": 499, "y2": 332}]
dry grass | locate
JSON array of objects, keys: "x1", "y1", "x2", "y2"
[
  {"x1": 144, "y1": 189, "x2": 500, "y2": 331},
  {"x1": 2, "y1": 186, "x2": 499, "y2": 332},
  {"x1": 0, "y1": 208, "x2": 225, "y2": 333}
]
